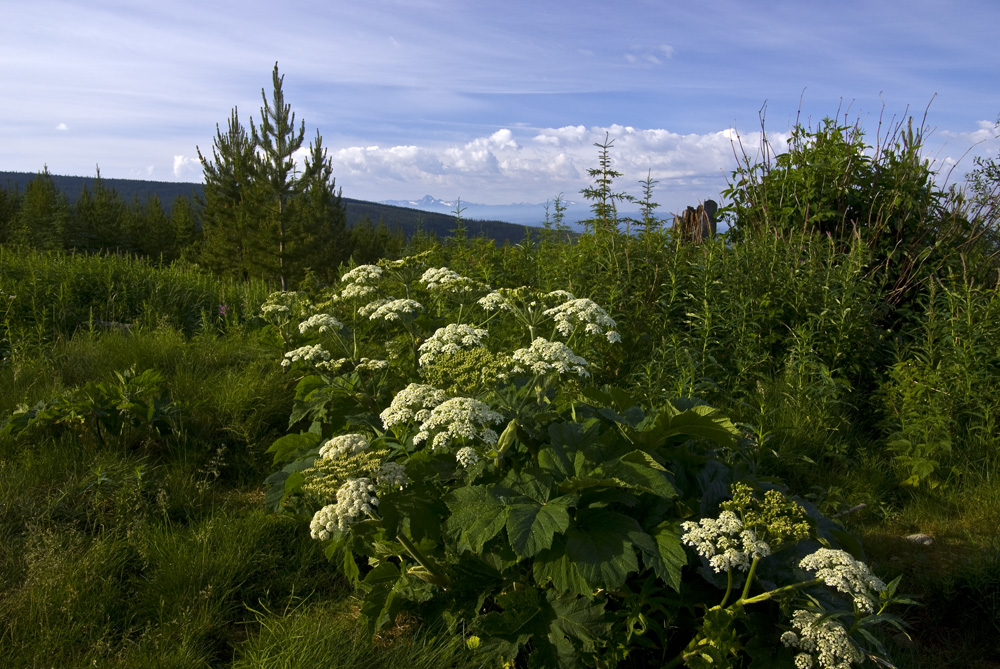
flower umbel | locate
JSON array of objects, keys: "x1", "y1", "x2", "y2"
[
  {"x1": 319, "y1": 433, "x2": 370, "y2": 460},
  {"x1": 780, "y1": 609, "x2": 865, "y2": 669},
  {"x1": 413, "y1": 397, "x2": 504, "y2": 450},
  {"x1": 380, "y1": 383, "x2": 450, "y2": 429},
  {"x1": 368, "y1": 298, "x2": 423, "y2": 322},
  {"x1": 281, "y1": 344, "x2": 332, "y2": 368},
  {"x1": 511, "y1": 338, "x2": 590, "y2": 378},
  {"x1": 418, "y1": 323, "x2": 490, "y2": 367},
  {"x1": 799, "y1": 548, "x2": 886, "y2": 613},
  {"x1": 299, "y1": 313, "x2": 344, "y2": 334},
  {"x1": 543, "y1": 297, "x2": 620, "y2": 343},
  {"x1": 681, "y1": 510, "x2": 770, "y2": 573}
]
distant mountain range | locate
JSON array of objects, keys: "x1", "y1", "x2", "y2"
[
  {"x1": 380, "y1": 195, "x2": 599, "y2": 227},
  {"x1": 0, "y1": 172, "x2": 538, "y2": 246}
]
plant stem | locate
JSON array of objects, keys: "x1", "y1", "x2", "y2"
[{"x1": 396, "y1": 531, "x2": 451, "y2": 589}]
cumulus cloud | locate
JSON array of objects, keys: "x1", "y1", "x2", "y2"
[
  {"x1": 55, "y1": 123, "x2": 68, "y2": 131},
  {"x1": 173, "y1": 154, "x2": 201, "y2": 179},
  {"x1": 328, "y1": 124, "x2": 769, "y2": 211}
]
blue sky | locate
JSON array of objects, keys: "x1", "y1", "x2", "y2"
[{"x1": 2, "y1": 0, "x2": 998, "y2": 216}]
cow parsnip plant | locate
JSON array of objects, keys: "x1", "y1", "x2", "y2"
[{"x1": 263, "y1": 255, "x2": 907, "y2": 668}]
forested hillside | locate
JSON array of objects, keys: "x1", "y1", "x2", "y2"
[{"x1": 0, "y1": 170, "x2": 531, "y2": 246}]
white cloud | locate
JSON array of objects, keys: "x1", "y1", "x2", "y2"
[
  {"x1": 173, "y1": 155, "x2": 201, "y2": 179},
  {"x1": 328, "y1": 124, "x2": 763, "y2": 211},
  {"x1": 55, "y1": 123, "x2": 68, "y2": 131}
]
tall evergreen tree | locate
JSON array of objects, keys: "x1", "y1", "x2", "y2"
[
  {"x1": 10, "y1": 168, "x2": 69, "y2": 250},
  {"x1": 294, "y1": 132, "x2": 350, "y2": 284},
  {"x1": 198, "y1": 63, "x2": 346, "y2": 289},
  {"x1": 72, "y1": 168, "x2": 126, "y2": 252},
  {"x1": 198, "y1": 107, "x2": 260, "y2": 281},
  {"x1": 0, "y1": 182, "x2": 22, "y2": 244}
]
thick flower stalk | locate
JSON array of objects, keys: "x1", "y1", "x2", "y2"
[
  {"x1": 543, "y1": 297, "x2": 621, "y2": 343},
  {"x1": 413, "y1": 397, "x2": 504, "y2": 450},
  {"x1": 780, "y1": 610, "x2": 865, "y2": 669},
  {"x1": 799, "y1": 549, "x2": 886, "y2": 613},
  {"x1": 418, "y1": 323, "x2": 489, "y2": 367},
  {"x1": 511, "y1": 338, "x2": 590, "y2": 378},
  {"x1": 380, "y1": 383, "x2": 450, "y2": 429}
]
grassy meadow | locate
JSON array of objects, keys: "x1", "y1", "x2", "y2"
[{"x1": 2, "y1": 119, "x2": 999, "y2": 668}]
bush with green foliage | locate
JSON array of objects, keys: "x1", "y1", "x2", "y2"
[{"x1": 263, "y1": 256, "x2": 907, "y2": 668}]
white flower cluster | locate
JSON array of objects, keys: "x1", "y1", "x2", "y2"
[
  {"x1": 418, "y1": 323, "x2": 490, "y2": 366},
  {"x1": 281, "y1": 344, "x2": 332, "y2": 368},
  {"x1": 317, "y1": 358, "x2": 349, "y2": 375},
  {"x1": 511, "y1": 338, "x2": 590, "y2": 378},
  {"x1": 543, "y1": 298, "x2": 621, "y2": 343},
  {"x1": 318, "y1": 433, "x2": 369, "y2": 460},
  {"x1": 477, "y1": 291, "x2": 509, "y2": 312},
  {"x1": 681, "y1": 510, "x2": 772, "y2": 573},
  {"x1": 413, "y1": 397, "x2": 504, "y2": 450},
  {"x1": 420, "y1": 267, "x2": 479, "y2": 294},
  {"x1": 455, "y1": 446, "x2": 480, "y2": 469},
  {"x1": 309, "y1": 477, "x2": 381, "y2": 539},
  {"x1": 376, "y1": 461, "x2": 408, "y2": 489},
  {"x1": 780, "y1": 610, "x2": 864, "y2": 669},
  {"x1": 299, "y1": 313, "x2": 344, "y2": 334},
  {"x1": 309, "y1": 504, "x2": 340, "y2": 541},
  {"x1": 380, "y1": 383, "x2": 450, "y2": 429},
  {"x1": 368, "y1": 298, "x2": 423, "y2": 322},
  {"x1": 359, "y1": 298, "x2": 392, "y2": 318},
  {"x1": 341, "y1": 264, "x2": 383, "y2": 285},
  {"x1": 799, "y1": 549, "x2": 886, "y2": 613},
  {"x1": 355, "y1": 357, "x2": 389, "y2": 373},
  {"x1": 339, "y1": 265, "x2": 383, "y2": 301},
  {"x1": 262, "y1": 303, "x2": 290, "y2": 317},
  {"x1": 544, "y1": 289, "x2": 576, "y2": 303},
  {"x1": 262, "y1": 291, "x2": 310, "y2": 320}
]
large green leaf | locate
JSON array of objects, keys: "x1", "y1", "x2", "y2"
[
  {"x1": 359, "y1": 561, "x2": 402, "y2": 635},
  {"x1": 592, "y1": 450, "x2": 677, "y2": 498},
  {"x1": 444, "y1": 485, "x2": 509, "y2": 552},
  {"x1": 265, "y1": 431, "x2": 320, "y2": 465},
  {"x1": 533, "y1": 537, "x2": 591, "y2": 596},
  {"x1": 476, "y1": 587, "x2": 547, "y2": 659},
  {"x1": 379, "y1": 485, "x2": 445, "y2": 543},
  {"x1": 546, "y1": 590, "x2": 612, "y2": 655},
  {"x1": 564, "y1": 510, "x2": 645, "y2": 590},
  {"x1": 642, "y1": 404, "x2": 739, "y2": 450},
  {"x1": 506, "y1": 498, "x2": 572, "y2": 558},
  {"x1": 643, "y1": 521, "x2": 688, "y2": 592}
]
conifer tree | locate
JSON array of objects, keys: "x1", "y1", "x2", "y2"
[
  {"x1": 10, "y1": 168, "x2": 69, "y2": 250},
  {"x1": 198, "y1": 107, "x2": 260, "y2": 281},
  {"x1": 72, "y1": 168, "x2": 125, "y2": 252},
  {"x1": 198, "y1": 63, "x2": 346, "y2": 289},
  {"x1": 0, "y1": 183, "x2": 22, "y2": 245}
]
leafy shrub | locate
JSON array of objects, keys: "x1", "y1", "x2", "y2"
[{"x1": 262, "y1": 256, "x2": 907, "y2": 667}]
